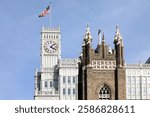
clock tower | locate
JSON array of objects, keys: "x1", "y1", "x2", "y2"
[{"x1": 34, "y1": 26, "x2": 61, "y2": 100}]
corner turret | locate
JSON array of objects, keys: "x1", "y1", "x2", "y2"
[{"x1": 114, "y1": 25, "x2": 124, "y2": 67}]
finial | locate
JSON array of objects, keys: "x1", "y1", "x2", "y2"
[
  {"x1": 84, "y1": 24, "x2": 92, "y2": 41},
  {"x1": 86, "y1": 23, "x2": 90, "y2": 34},
  {"x1": 116, "y1": 24, "x2": 119, "y2": 32},
  {"x1": 114, "y1": 24, "x2": 123, "y2": 43}
]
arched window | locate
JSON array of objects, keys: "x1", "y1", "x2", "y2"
[{"x1": 99, "y1": 84, "x2": 111, "y2": 100}]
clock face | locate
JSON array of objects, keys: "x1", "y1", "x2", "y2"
[{"x1": 44, "y1": 41, "x2": 58, "y2": 53}]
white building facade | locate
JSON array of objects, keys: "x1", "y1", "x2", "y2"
[
  {"x1": 34, "y1": 26, "x2": 78, "y2": 100},
  {"x1": 126, "y1": 63, "x2": 150, "y2": 100},
  {"x1": 58, "y1": 59, "x2": 78, "y2": 100}
]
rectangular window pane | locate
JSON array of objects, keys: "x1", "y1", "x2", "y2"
[
  {"x1": 63, "y1": 76, "x2": 65, "y2": 83},
  {"x1": 68, "y1": 76, "x2": 71, "y2": 83},
  {"x1": 73, "y1": 77, "x2": 76, "y2": 83},
  {"x1": 50, "y1": 81, "x2": 52, "y2": 87},
  {"x1": 127, "y1": 76, "x2": 131, "y2": 85},
  {"x1": 148, "y1": 77, "x2": 150, "y2": 84},
  {"x1": 63, "y1": 88, "x2": 65, "y2": 95},
  {"x1": 131, "y1": 76, "x2": 135, "y2": 85},
  {"x1": 143, "y1": 87, "x2": 146, "y2": 95},
  {"x1": 45, "y1": 81, "x2": 48, "y2": 88},
  {"x1": 127, "y1": 87, "x2": 131, "y2": 94},
  {"x1": 143, "y1": 77, "x2": 146, "y2": 84},
  {"x1": 127, "y1": 76, "x2": 131, "y2": 82},
  {"x1": 73, "y1": 88, "x2": 76, "y2": 94},
  {"x1": 136, "y1": 76, "x2": 140, "y2": 85},
  {"x1": 132, "y1": 87, "x2": 135, "y2": 94},
  {"x1": 148, "y1": 88, "x2": 150, "y2": 94},
  {"x1": 68, "y1": 88, "x2": 71, "y2": 95},
  {"x1": 38, "y1": 84, "x2": 40, "y2": 91}
]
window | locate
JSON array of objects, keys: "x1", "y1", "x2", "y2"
[
  {"x1": 132, "y1": 87, "x2": 136, "y2": 95},
  {"x1": 148, "y1": 77, "x2": 150, "y2": 84},
  {"x1": 136, "y1": 87, "x2": 140, "y2": 95},
  {"x1": 55, "y1": 88, "x2": 58, "y2": 91},
  {"x1": 50, "y1": 81, "x2": 52, "y2": 87},
  {"x1": 143, "y1": 87, "x2": 147, "y2": 95},
  {"x1": 73, "y1": 77, "x2": 76, "y2": 83},
  {"x1": 148, "y1": 88, "x2": 150, "y2": 94},
  {"x1": 68, "y1": 76, "x2": 71, "y2": 83},
  {"x1": 63, "y1": 76, "x2": 66, "y2": 83},
  {"x1": 63, "y1": 88, "x2": 65, "y2": 95},
  {"x1": 127, "y1": 87, "x2": 131, "y2": 95},
  {"x1": 127, "y1": 76, "x2": 131, "y2": 84},
  {"x1": 68, "y1": 88, "x2": 71, "y2": 95},
  {"x1": 99, "y1": 84, "x2": 111, "y2": 100},
  {"x1": 131, "y1": 76, "x2": 136, "y2": 85},
  {"x1": 73, "y1": 88, "x2": 76, "y2": 94},
  {"x1": 38, "y1": 84, "x2": 40, "y2": 91},
  {"x1": 143, "y1": 77, "x2": 146, "y2": 84},
  {"x1": 45, "y1": 81, "x2": 48, "y2": 88},
  {"x1": 136, "y1": 76, "x2": 140, "y2": 85}
]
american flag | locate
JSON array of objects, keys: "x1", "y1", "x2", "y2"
[{"x1": 38, "y1": 5, "x2": 50, "y2": 17}]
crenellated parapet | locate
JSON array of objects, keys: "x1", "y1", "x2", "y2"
[
  {"x1": 59, "y1": 59, "x2": 79, "y2": 68},
  {"x1": 42, "y1": 26, "x2": 60, "y2": 32},
  {"x1": 126, "y1": 63, "x2": 150, "y2": 69}
]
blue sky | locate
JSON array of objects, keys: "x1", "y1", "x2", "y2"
[{"x1": 0, "y1": 0, "x2": 150, "y2": 99}]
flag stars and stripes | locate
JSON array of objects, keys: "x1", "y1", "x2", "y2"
[{"x1": 38, "y1": 6, "x2": 50, "y2": 17}]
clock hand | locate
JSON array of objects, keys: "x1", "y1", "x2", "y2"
[
  {"x1": 49, "y1": 44, "x2": 53, "y2": 48},
  {"x1": 51, "y1": 44, "x2": 56, "y2": 47},
  {"x1": 50, "y1": 44, "x2": 57, "y2": 48},
  {"x1": 51, "y1": 46, "x2": 56, "y2": 50}
]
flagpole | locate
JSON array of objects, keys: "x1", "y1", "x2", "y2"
[
  {"x1": 98, "y1": 29, "x2": 101, "y2": 45},
  {"x1": 49, "y1": 2, "x2": 52, "y2": 28}
]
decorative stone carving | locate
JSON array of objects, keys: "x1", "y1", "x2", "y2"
[{"x1": 92, "y1": 60, "x2": 116, "y2": 70}]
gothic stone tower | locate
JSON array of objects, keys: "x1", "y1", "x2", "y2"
[{"x1": 78, "y1": 25, "x2": 126, "y2": 100}]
